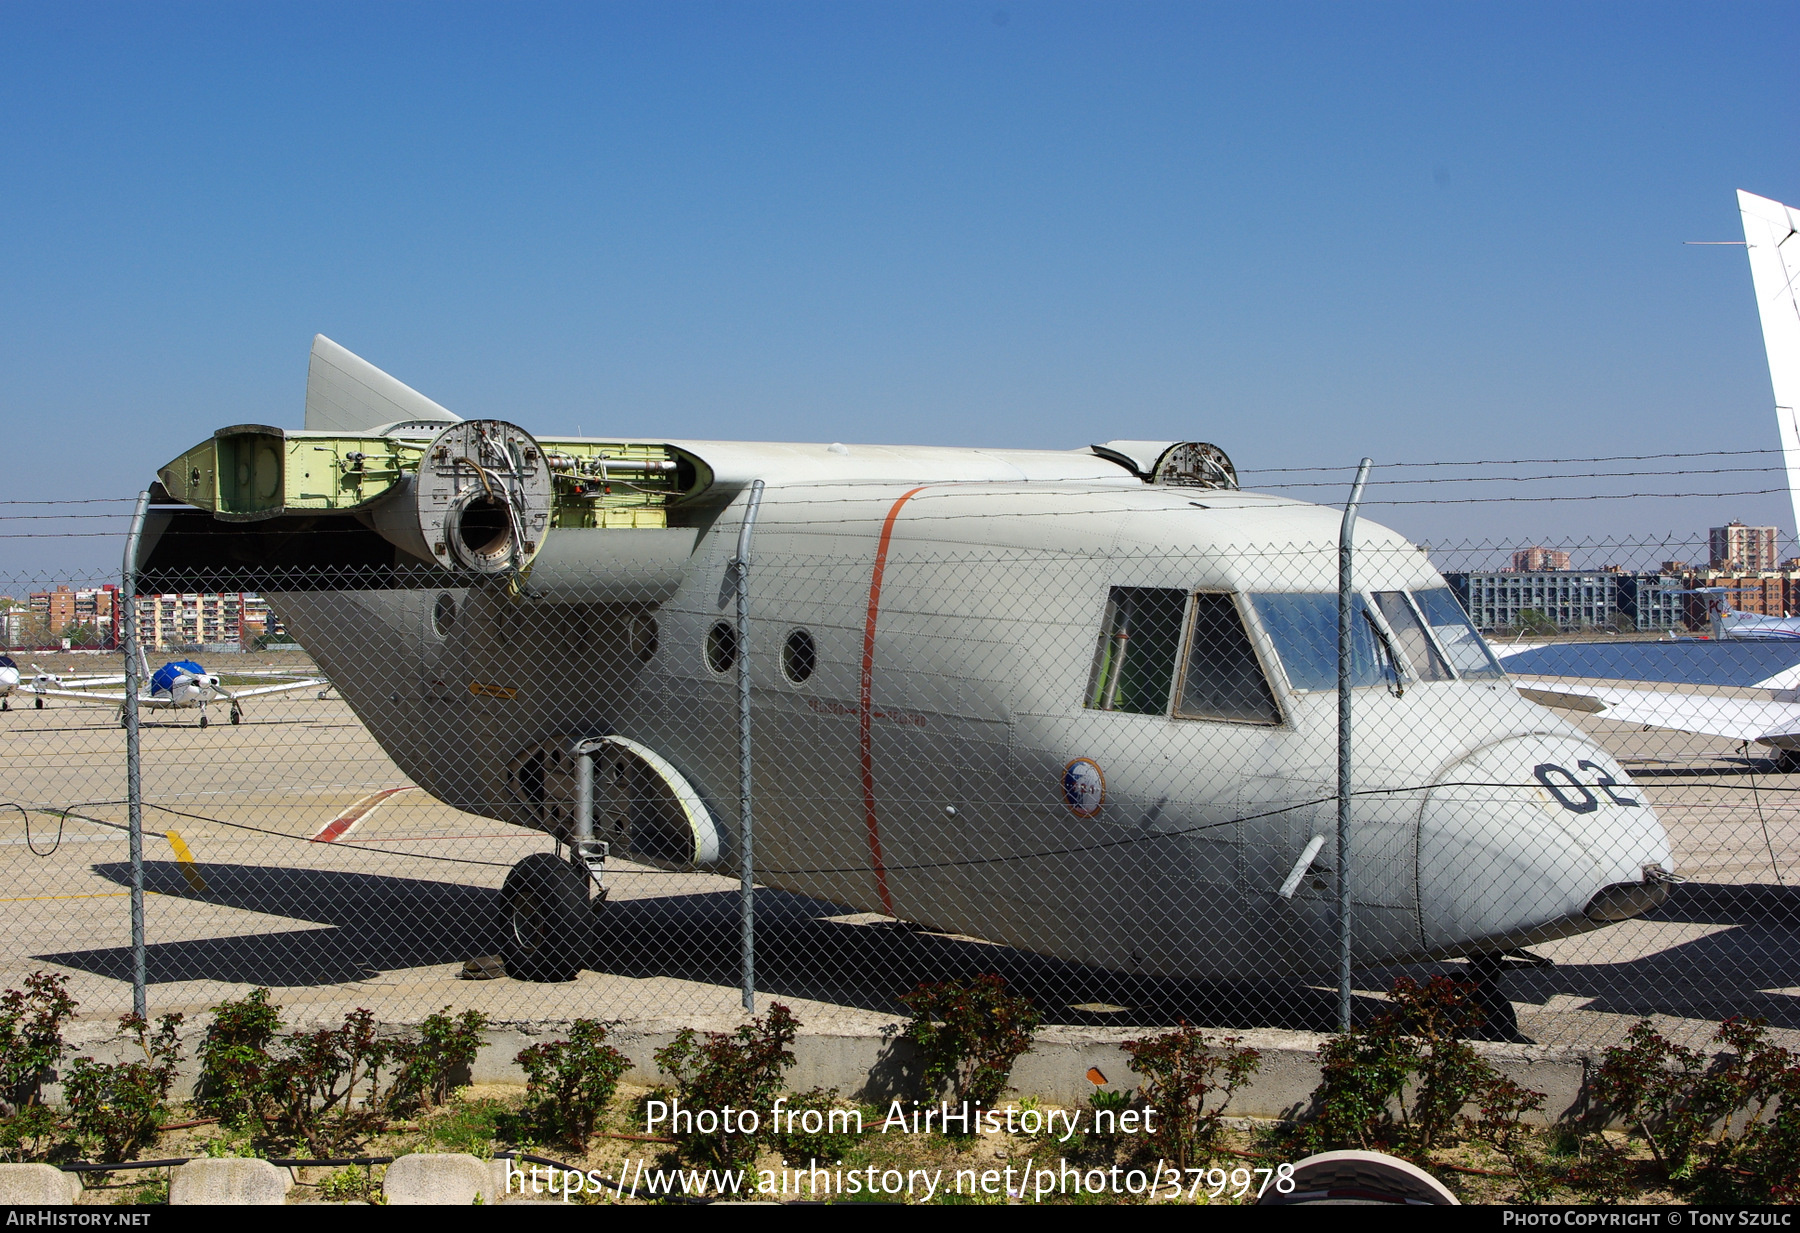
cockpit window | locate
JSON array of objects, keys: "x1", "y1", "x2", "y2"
[
  {"x1": 1176, "y1": 592, "x2": 1282, "y2": 724},
  {"x1": 1086, "y1": 587, "x2": 1186, "y2": 715},
  {"x1": 1373, "y1": 591, "x2": 1454, "y2": 682},
  {"x1": 1413, "y1": 587, "x2": 1506, "y2": 679},
  {"x1": 1249, "y1": 592, "x2": 1394, "y2": 691}
]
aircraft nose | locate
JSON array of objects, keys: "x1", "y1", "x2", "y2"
[{"x1": 1416, "y1": 734, "x2": 1673, "y2": 954}]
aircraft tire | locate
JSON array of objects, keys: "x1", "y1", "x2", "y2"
[
  {"x1": 199, "y1": 715, "x2": 208, "y2": 728},
  {"x1": 34, "y1": 698, "x2": 43, "y2": 710},
  {"x1": 230, "y1": 708, "x2": 242, "y2": 725},
  {"x1": 501, "y1": 853, "x2": 589, "y2": 982}
]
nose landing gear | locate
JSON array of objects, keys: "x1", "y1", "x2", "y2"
[{"x1": 1466, "y1": 952, "x2": 1544, "y2": 1044}]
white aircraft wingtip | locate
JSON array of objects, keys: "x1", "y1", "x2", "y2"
[{"x1": 303, "y1": 335, "x2": 462, "y2": 433}]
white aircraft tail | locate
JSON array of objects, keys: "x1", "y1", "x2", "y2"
[
  {"x1": 1738, "y1": 190, "x2": 1800, "y2": 536},
  {"x1": 303, "y1": 335, "x2": 461, "y2": 433}
]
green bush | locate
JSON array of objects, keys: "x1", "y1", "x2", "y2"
[
  {"x1": 515, "y1": 1019, "x2": 632, "y2": 1149},
  {"x1": 1121, "y1": 1024, "x2": 1261, "y2": 1169},
  {"x1": 386, "y1": 1007, "x2": 487, "y2": 1118},
  {"x1": 0, "y1": 972, "x2": 78, "y2": 1111},
  {"x1": 256, "y1": 1008, "x2": 391, "y2": 1155},
  {"x1": 770, "y1": 1087, "x2": 864, "y2": 1163},
  {"x1": 1590, "y1": 1016, "x2": 1800, "y2": 1201},
  {"x1": 64, "y1": 1013, "x2": 184, "y2": 1163},
  {"x1": 899, "y1": 975, "x2": 1039, "y2": 1112},
  {"x1": 1298, "y1": 976, "x2": 1541, "y2": 1159},
  {"x1": 193, "y1": 988, "x2": 282, "y2": 1126},
  {"x1": 654, "y1": 1003, "x2": 799, "y2": 1166}
]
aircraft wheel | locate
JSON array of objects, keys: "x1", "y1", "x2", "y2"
[
  {"x1": 501, "y1": 853, "x2": 589, "y2": 982},
  {"x1": 230, "y1": 707, "x2": 242, "y2": 725},
  {"x1": 1776, "y1": 749, "x2": 1800, "y2": 775},
  {"x1": 199, "y1": 714, "x2": 208, "y2": 729},
  {"x1": 2, "y1": 699, "x2": 8, "y2": 711},
  {"x1": 34, "y1": 698, "x2": 43, "y2": 710}
]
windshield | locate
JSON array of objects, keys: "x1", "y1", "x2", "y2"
[
  {"x1": 1413, "y1": 587, "x2": 1506, "y2": 679},
  {"x1": 1249, "y1": 593, "x2": 1394, "y2": 691}
]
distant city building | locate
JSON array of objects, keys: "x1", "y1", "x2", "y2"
[
  {"x1": 26, "y1": 584, "x2": 120, "y2": 647},
  {"x1": 1710, "y1": 521, "x2": 1781, "y2": 572},
  {"x1": 1445, "y1": 570, "x2": 1685, "y2": 633},
  {"x1": 132, "y1": 592, "x2": 287, "y2": 650},
  {"x1": 1511, "y1": 546, "x2": 1572, "y2": 572}
]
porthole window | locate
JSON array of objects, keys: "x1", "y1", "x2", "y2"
[
  {"x1": 432, "y1": 593, "x2": 457, "y2": 637},
  {"x1": 706, "y1": 621, "x2": 738, "y2": 674},
  {"x1": 632, "y1": 614, "x2": 659, "y2": 663},
  {"x1": 782, "y1": 629, "x2": 817, "y2": 683}
]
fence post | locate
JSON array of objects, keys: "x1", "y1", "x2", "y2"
[
  {"x1": 121, "y1": 489, "x2": 150, "y2": 1021},
  {"x1": 1337, "y1": 458, "x2": 1372, "y2": 1033},
  {"x1": 733, "y1": 480, "x2": 767, "y2": 1012}
]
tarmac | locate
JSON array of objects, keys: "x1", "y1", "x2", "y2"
[{"x1": 3, "y1": 652, "x2": 1799, "y2": 1064}]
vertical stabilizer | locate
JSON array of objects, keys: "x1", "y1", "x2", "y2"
[
  {"x1": 303, "y1": 335, "x2": 461, "y2": 432},
  {"x1": 1739, "y1": 190, "x2": 1800, "y2": 536}
]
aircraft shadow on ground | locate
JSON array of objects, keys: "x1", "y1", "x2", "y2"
[{"x1": 35, "y1": 862, "x2": 1800, "y2": 1033}]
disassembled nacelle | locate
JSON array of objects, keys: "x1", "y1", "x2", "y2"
[{"x1": 157, "y1": 419, "x2": 711, "y2": 575}]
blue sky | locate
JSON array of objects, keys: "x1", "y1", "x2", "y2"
[{"x1": 3, "y1": 1, "x2": 1797, "y2": 579}]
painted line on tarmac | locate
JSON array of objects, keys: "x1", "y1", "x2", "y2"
[
  {"x1": 165, "y1": 830, "x2": 208, "y2": 893},
  {"x1": 311, "y1": 786, "x2": 417, "y2": 843}
]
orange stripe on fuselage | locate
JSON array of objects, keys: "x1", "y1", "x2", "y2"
[{"x1": 860, "y1": 487, "x2": 928, "y2": 915}]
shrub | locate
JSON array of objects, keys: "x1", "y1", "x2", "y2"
[
  {"x1": 193, "y1": 988, "x2": 282, "y2": 1126},
  {"x1": 770, "y1": 1087, "x2": 864, "y2": 1163},
  {"x1": 1122, "y1": 1024, "x2": 1261, "y2": 1169},
  {"x1": 256, "y1": 1008, "x2": 391, "y2": 1155},
  {"x1": 0, "y1": 972, "x2": 78, "y2": 1111},
  {"x1": 387, "y1": 1008, "x2": 488, "y2": 1118},
  {"x1": 654, "y1": 1003, "x2": 799, "y2": 1166},
  {"x1": 1590, "y1": 1016, "x2": 1800, "y2": 1201},
  {"x1": 0, "y1": 1104, "x2": 58, "y2": 1163},
  {"x1": 64, "y1": 1013, "x2": 184, "y2": 1163},
  {"x1": 899, "y1": 975, "x2": 1040, "y2": 1110},
  {"x1": 1299, "y1": 976, "x2": 1541, "y2": 1159},
  {"x1": 516, "y1": 1019, "x2": 632, "y2": 1149}
]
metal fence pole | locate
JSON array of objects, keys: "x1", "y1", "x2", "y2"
[
  {"x1": 733, "y1": 480, "x2": 767, "y2": 1012},
  {"x1": 1336, "y1": 458, "x2": 1372, "y2": 1033},
  {"x1": 121, "y1": 489, "x2": 150, "y2": 1020}
]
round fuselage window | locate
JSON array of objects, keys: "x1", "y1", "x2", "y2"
[{"x1": 782, "y1": 629, "x2": 817, "y2": 683}]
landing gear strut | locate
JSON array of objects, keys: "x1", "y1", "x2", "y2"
[{"x1": 1467, "y1": 953, "x2": 1533, "y2": 1043}]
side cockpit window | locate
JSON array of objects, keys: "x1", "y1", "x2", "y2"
[
  {"x1": 1413, "y1": 587, "x2": 1506, "y2": 679},
  {"x1": 1085, "y1": 587, "x2": 1282, "y2": 725},
  {"x1": 1177, "y1": 592, "x2": 1282, "y2": 724},
  {"x1": 1086, "y1": 587, "x2": 1186, "y2": 715}
]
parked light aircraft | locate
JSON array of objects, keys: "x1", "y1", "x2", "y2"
[
  {"x1": 31, "y1": 650, "x2": 323, "y2": 726},
  {"x1": 0, "y1": 656, "x2": 126, "y2": 711},
  {"x1": 138, "y1": 335, "x2": 1676, "y2": 986}
]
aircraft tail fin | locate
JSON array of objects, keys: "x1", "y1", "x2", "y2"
[
  {"x1": 1738, "y1": 190, "x2": 1800, "y2": 536},
  {"x1": 303, "y1": 335, "x2": 461, "y2": 433}
]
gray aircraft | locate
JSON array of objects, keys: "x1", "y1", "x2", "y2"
[{"x1": 140, "y1": 336, "x2": 1675, "y2": 986}]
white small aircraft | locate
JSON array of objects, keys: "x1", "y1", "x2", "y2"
[
  {"x1": 0, "y1": 655, "x2": 127, "y2": 711},
  {"x1": 31, "y1": 651, "x2": 323, "y2": 727},
  {"x1": 1689, "y1": 588, "x2": 1800, "y2": 642}
]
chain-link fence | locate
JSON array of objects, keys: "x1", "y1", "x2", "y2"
[{"x1": 4, "y1": 497, "x2": 1799, "y2": 1058}]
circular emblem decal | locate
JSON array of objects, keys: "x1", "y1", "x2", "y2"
[{"x1": 1062, "y1": 758, "x2": 1106, "y2": 817}]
